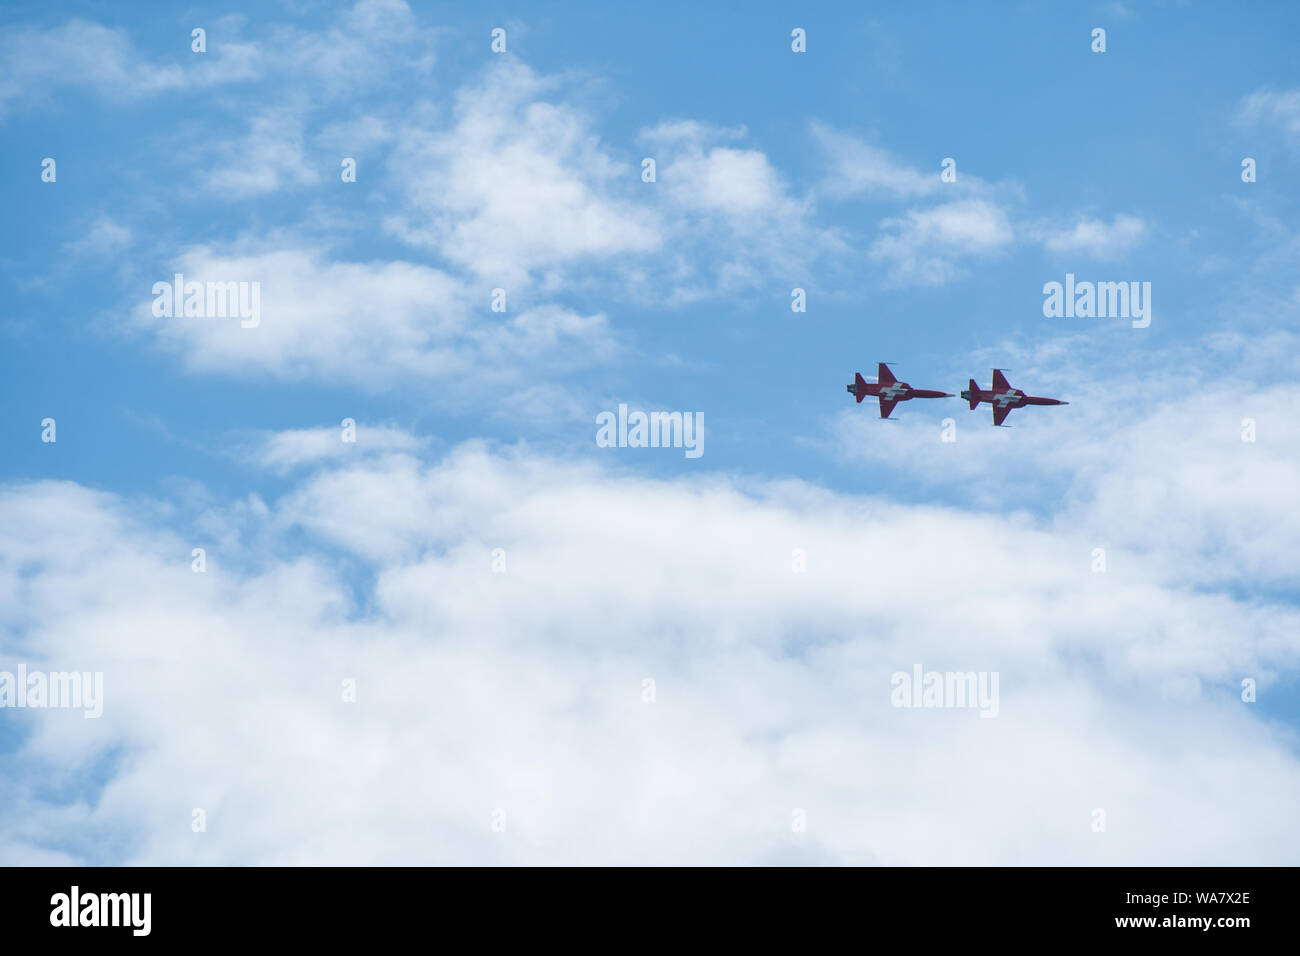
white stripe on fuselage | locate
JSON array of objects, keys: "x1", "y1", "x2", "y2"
[
  {"x1": 879, "y1": 383, "x2": 908, "y2": 400},
  {"x1": 993, "y1": 390, "x2": 1020, "y2": 407}
]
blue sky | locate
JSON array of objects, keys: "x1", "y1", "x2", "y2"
[
  {"x1": 4, "y1": 0, "x2": 1298, "y2": 494},
  {"x1": 2, "y1": 1, "x2": 1300, "y2": 864}
]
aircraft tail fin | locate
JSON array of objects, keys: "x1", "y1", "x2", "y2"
[
  {"x1": 968, "y1": 379, "x2": 980, "y2": 410},
  {"x1": 854, "y1": 372, "x2": 869, "y2": 403}
]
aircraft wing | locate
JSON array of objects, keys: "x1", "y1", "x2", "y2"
[
  {"x1": 879, "y1": 397, "x2": 899, "y2": 419},
  {"x1": 992, "y1": 369, "x2": 1012, "y2": 392},
  {"x1": 993, "y1": 403, "x2": 1013, "y2": 426}
]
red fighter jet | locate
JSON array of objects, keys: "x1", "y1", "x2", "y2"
[
  {"x1": 961, "y1": 369, "x2": 1068, "y2": 426},
  {"x1": 846, "y1": 363, "x2": 954, "y2": 419}
]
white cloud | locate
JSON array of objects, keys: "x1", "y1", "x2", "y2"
[
  {"x1": 2, "y1": 437, "x2": 1299, "y2": 864},
  {"x1": 639, "y1": 119, "x2": 746, "y2": 146},
  {"x1": 869, "y1": 199, "x2": 1013, "y2": 285},
  {"x1": 637, "y1": 120, "x2": 848, "y2": 301},
  {"x1": 266, "y1": 0, "x2": 434, "y2": 94},
  {"x1": 1032, "y1": 214, "x2": 1148, "y2": 259},
  {"x1": 663, "y1": 146, "x2": 791, "y2": 217},
  {"x1": 205, "y1": 109, "x2": 323, "y2": 197},
  {"x1": 21, "y1": 14, "x2": 851, "y2": 306},
  {"x1": 130, "y1": 242, "x2": 618, "y2": 394},
  {"x1": 1239, "y1": 87, "x2": 1300, "y2": 137},
  {"x1": 61, "y1": 217, "x2": 132, "y2": 261},
  {"x1": 811, "y1": 122, "x2": 944, "y2": 200},
  {"x1": 385, "y1": 61, "x2": 661, "y2": 285},
  {"x1": 813, "y1": 123, "x2": 1153, "y2": 285},
  {"x1": 240, "y1": 424, "x2": 429, "y2": 475},
  {"x1": 0, "y1": 19, "x2": 258, "y2": 117},
  {"x1": 0, "y1": 2, "x2": 431, "y2": 120},
  {"x1": 827, "y1": 335, "x2": 1300, "y2": 592},
  {"x1": 383, "y1": 77, "x2": 843, "y2": 302}
]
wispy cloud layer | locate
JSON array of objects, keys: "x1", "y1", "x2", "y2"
[{"x1": 3, "y1": 435, "x2": 1298, "y2": 864}]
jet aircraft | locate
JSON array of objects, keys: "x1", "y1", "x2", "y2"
[
  {"x1": 847, "y1": 363, "x2": 954, "y2": 419},
  {"x1": 960, "y1": 369, "x2": 1068, "y2": 426}
]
